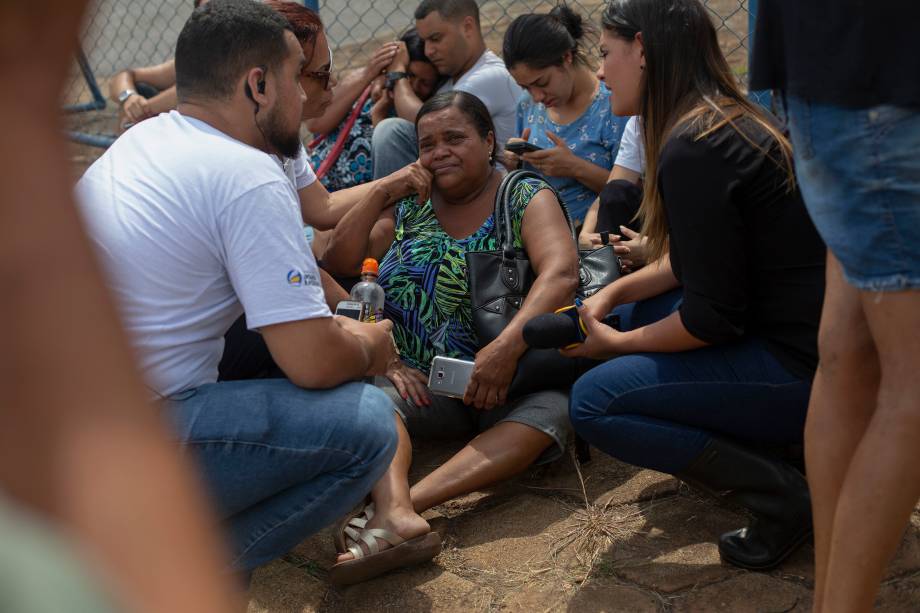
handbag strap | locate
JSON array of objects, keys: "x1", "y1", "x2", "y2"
[
  {"x1": 492, "y1": 169, "x2": 576, "y2": 258},
  {"x1": 306, "y1": 85, "x2": 373, "y2": 180}
]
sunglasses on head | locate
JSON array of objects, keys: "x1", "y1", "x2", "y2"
[{"x1": 302, "y1": 47, "x2": 334, "y2": 90}]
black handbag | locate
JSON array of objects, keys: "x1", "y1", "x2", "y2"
[
  {"x1": 578, "y1": 237, "x2": 622, "y2": 299},
  {"x1": 464, "y1": 170, "x2": 620, "y2": 398}
]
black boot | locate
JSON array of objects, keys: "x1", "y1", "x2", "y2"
[{"x1": 677, "y1": 437, "x2": 812, "y2": 570}]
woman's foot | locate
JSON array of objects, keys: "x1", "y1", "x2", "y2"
[{"x1": 335, "y1": 504, "x2": 430, "y2": 563}]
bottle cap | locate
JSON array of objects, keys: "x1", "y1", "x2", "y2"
[{"x1": 361, "y1": 258, "x2": 379, "y2": 275}]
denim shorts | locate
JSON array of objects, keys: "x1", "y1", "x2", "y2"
[
  {"x1": 782, "y1": 96, "x2": 920, "y2": 291},
  {"x1": 374, "y1": 376, "x2": 570, "y2": 464}
]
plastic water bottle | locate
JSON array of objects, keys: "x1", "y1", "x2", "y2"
[{"x1": 349, "y1": 258, "x2": 386, "y2": 322}]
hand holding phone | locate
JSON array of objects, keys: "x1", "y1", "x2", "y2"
[
  {"x1": 427, "y1": 356, "x2": 475, "y2": 398},
  {"x1": 505, "y1": 141, "x2": 543, "y2": 155}
]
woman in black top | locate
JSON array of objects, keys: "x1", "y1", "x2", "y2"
[{"x1": 566, "y1": 0, "x2": 825, "y2": 571}]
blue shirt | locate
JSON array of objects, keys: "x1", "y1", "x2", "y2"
[{"x1": 516, "y1": 85, "x2": 627, "y2": 222}]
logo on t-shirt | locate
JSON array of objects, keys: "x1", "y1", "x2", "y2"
[
  {"x1": 287, "y1": 268, "x2": 321, "y2": 288},
  {"x1": 287, "y1": 269, "x2": 304, "y2": 287}
]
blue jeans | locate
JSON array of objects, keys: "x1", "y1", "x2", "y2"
[
  {"x1": 782, "y1": 96, "x2": 920, "y2": 291},
  {"x1": 570, "y1": 290, "x2": 812, "y2": 475},
  {"x1": 168, "y1": 379, "x2": 397, "y2": 571},
  {"x1": 372, "y1": 117, "x2": 417, "y2": 179}
]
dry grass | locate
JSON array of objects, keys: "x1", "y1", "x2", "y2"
[{"x1": 547, "y1": 450, "x2": 651, "y2": 584}]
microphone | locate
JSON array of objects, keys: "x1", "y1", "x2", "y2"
[{"x1": 523, "y1": 306, "x2": 620, "y2": 349}]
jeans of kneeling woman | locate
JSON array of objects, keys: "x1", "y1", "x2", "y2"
[{"x1": 569, "y1": 289, "x2": 812, "y2": 571}]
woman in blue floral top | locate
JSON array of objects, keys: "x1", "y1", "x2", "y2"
[
  {"x1": 306, "y1": 29, "x2": 439, "y2": 192},
  {"x1": 321, "y1": 92, "x2": 578, "y2": 583},
  {"x1": 502, "y1": 5, "x2": 627, "y2": 223}
]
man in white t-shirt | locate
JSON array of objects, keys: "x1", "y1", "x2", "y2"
[
  {"x1": 76, "y1": 0, "x2": 422, "y2": 574},
  {"x1": 372, "y1": 0, "x2": 523, "y2": 179}
]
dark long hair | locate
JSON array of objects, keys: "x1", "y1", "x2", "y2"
[
  {"x1": 415, "y1": 91, "x2": 497, "y2": 165},
  {"x1": 603, "y1": 0, "x2": 794, "y2": 261},
  {"x1": 503, "y1": 4, "x2": 593, "y2": 70}
]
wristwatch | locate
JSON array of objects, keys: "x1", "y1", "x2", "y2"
[
  {"x1": 384, "y1": 71, "x2": 410, "y2": 91},
  {"x1": 117, "y1": 89, "x2": 138, "y2": 106}
]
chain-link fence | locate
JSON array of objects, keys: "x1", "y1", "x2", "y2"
[{"x1": 67, "y1": 0, "x2": 756, "y2": 150}]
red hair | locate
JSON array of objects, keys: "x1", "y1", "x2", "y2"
[{"x1": 262, "y1": 0, "x2": 324, "y2": 59}]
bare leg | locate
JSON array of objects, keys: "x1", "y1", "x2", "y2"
[
  {"x1": 821, "y1": 289, "x2": 920, "y2": 612},
  {"x1": 806, "y1": 254, "x2": 879, "y2": 611},
  {"x1": 336, "y1": 414, "x2": 429, "y2": 562},
  {"x1": 410, "y1": 422, "x2": 553, "y2": 514}
]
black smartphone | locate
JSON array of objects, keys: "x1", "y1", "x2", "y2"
[{"x1": 505, "y1": 141, "x2": 543, "y2": 155}]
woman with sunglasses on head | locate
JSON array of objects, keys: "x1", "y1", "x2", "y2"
[
  {"x1": 566, "y1": 0, "x2": 826, "y2": 571},
  {"x1": 502, "y1": 4, "x2": 628, "y2": 225},
  {"x1": 306, "y1": 29, "x2": 440, "y2": 193}
]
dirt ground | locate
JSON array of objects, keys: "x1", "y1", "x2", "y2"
[
  {"x1": 245, "y1": 441, "x2": 920, "y2": 612},
  {"x1": 67, "y1": 3, "x2": 920, "y2": 611}
]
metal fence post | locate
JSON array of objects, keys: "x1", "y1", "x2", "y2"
[{"x1": 747, "y1": 0, "x2": 772, "y2": 109}]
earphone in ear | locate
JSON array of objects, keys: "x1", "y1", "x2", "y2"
[{"x1": 244, "y1": 66, "x2": 268, "y2": 101}]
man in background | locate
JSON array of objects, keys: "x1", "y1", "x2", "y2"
[{"x1": 372, "y1": 0, "x2": 522, "y2": 179}]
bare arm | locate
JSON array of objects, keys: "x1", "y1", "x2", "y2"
[
  {"x1": 144, "y1": 86, "x2": 178, "y2": 114},
  {"x1": 562, "y1": 258, "x2": 703, "y2": 360},
  {"x1": 571, "y1": 157, "x2": 616, "y2": 194},
  {"x1": 464, "y1": 189, "x2": 579, "y2": 409},
  {"x1": 320, "y1": 268, "x2": 350, "y2": 310},
  {"x1": 391, "y1": 76, "x2": 424, "y2": 122},
  {"x1": 615, "y1": 310, "x2": 708, "y2": 353},
  {"x1": 110, "y1": 60, "x2": 177, "y2": 130},
  {"x1": 321, "y1": 162, "x2": 432, "y2": 275},
  {"x1": 261, "y1": 316, "x2": 397, "y2": 388},
  {"x1": 561, "y1": 306, "x2": 707, "y2": 360},
  {"x1": 298, "y1": 177, "x2": 379, "y2": 230},
  {"x1": 320, "y1": 183, "x2": 396, "y2": 275},
  {"x1": 522, "y1": 131, "x2": 620, "y2": 195},
  {"x1": 371, "y1": 90, "x2": 394, "y2": 126},
  {"x1": 108, "y1": 60, "x2": 177, "y2": 99},
  {"x1": 499, "y1": 190, "x2": 580, "y2": 352},
  {"x1": 305, "y1": 44, "x2": 398, "y2": 135},
  {"x1": 2, "y1": 5, "x2": 238, "y2": 611},
  {"x1": 582, "y1": 254, "x2": 680, "y2": 322}
]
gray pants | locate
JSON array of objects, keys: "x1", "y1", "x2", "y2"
[
  {"x1": 374, "y1": 376, "x2": 571, "y2": 465},
  {"x1": 372, "y1": 117, "x2": 418, "y2": 179}
]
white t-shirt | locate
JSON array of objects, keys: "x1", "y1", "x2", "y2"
[
  {"x1": 276, "y1": 144, "x2": 318, "y2": 244},
  {"x1": 614, "y1": 116, "x2": 645, "y2": 174},
  {"x1": 276, "y1": 143, "x2": 317, "y2": 191},
  {"x1": 77, "y1": 111, "x2": 331, "y2": 397},
  {"x1": 438, "y1": 50, "x2": 523, "y2": 150}
]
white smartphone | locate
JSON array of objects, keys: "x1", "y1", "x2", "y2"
[
  {"x1": 428, "y1": 356, "x2": 475, "y2": 399},
  {"x1": 334, "y1": 300, "x2": 365, "y2": 320}
]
